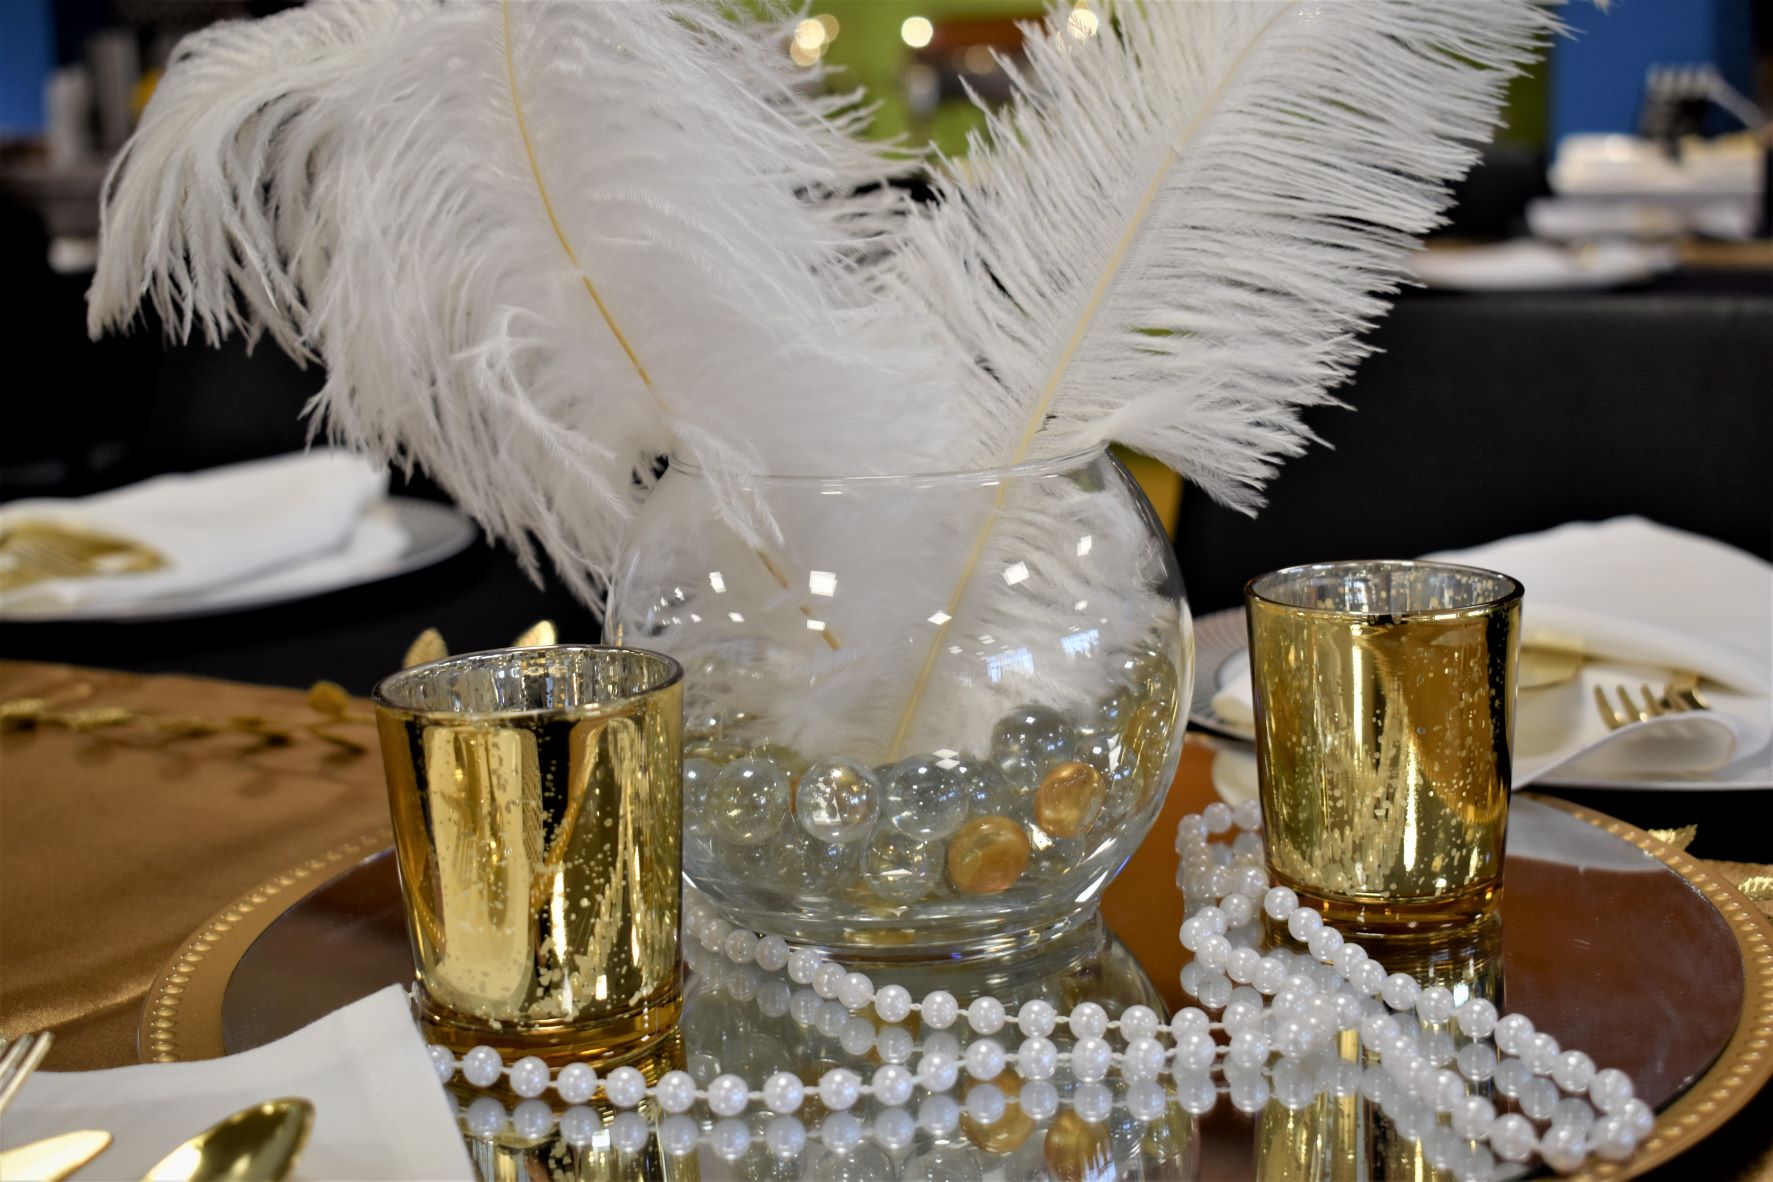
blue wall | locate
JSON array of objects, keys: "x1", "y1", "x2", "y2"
[
  {"x1": 1551, "y1": 0, "x2": 1755, "y2": 140},
  {"x1": 1, "y1": 0, "x2": 54, "y2": 136}
]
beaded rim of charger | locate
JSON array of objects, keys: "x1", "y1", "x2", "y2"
[{"x1": 426, "y1": 799, "x2": 1652, "y2": 1174}]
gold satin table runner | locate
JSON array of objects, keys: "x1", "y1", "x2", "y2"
[{"x1": 0, "y1": 662, "x2": 390, "y2": 1070}]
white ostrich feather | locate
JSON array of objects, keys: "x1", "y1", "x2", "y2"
[
  {"x1": 86, "y1": 1, "x2": 422, "y2": 360},
  {"x1": 888, "y1": 0, "x2": 1556, "y2": 494},
  {"x1": 88, "y1": 0, "x2": 962, "y2": 605},
  {"x1": 862, "y1": 0, "x2": 1555, "y2": 750}
]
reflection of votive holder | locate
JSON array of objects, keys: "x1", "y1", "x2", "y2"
[
  {"x1": 373, "y1": 645, "x2": 684, "y2": 1066},
  {"x1": 1351, "y1": 908, "x2": 1504, "y2": 1011},
  {"x1": 1256, "y1": 909, "x2": 1504, "y2": 1181}
]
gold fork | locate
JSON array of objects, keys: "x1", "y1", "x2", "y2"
[
  {"x1": 1594, "y1": 672, "x2": 1713, "y2": 730},
  {"x1": 0, "y1": 524, "x2": 165, "y2": 592}
]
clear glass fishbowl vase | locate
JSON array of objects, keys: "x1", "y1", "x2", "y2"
[{"x1": 606, "y1": 448, "x2": 1191, "y2": 960}]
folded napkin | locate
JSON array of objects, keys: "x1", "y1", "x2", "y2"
[
  {"x1": 0, "y1": 987, "x2": 472, "y2": 1182},
  {"x1": 1211, "y1": 519, "x2": 1773, "y2": 786},
  {"x1": 0, "y1": 450, "x2": 390, "y2": 614},
  {"x1": 1428, "y1": 518, "x2": 1771, "y2": 696},
  {"x1": 1438, "y1": 519, "x2": 1773, "y2": 785}
]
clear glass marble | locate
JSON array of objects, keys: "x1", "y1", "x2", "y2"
[
  {"x1": 953, "y1": 755, "x2": 1017, "y2": 817},
  {"x1": 883, "y1": 756, "x2": 968, "y2": 840},
  {"x1": 863, "y1": 830, "x2": 940, "y2": 903},
  {"x1": 708, "y1": 758, "x2": 790, "y2": 847},
  {"x1": 779, "y1": 833, "x2": 864, "y2": 896},
  {"x1": 607, "y1": 449, "x2": 1189, "y2": 957},
  {"x1": 990, "y1": 704, "x2": 1075, "y2": 769},
  {"x1": 795, "y1": 757, "x2": 881, "y2": 843}
]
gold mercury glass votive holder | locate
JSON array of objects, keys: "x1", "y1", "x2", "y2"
[
  {"x1": 1245, "y1": 561, "x2": 1522, "y2": 936},
  {"x1": 372, "y1": 645, "x2": 684, "y2": 1066}
]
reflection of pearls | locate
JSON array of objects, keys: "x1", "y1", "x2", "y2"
[{"x1": 435, "y1": 800, "x2": 1645, "y2": 1176}]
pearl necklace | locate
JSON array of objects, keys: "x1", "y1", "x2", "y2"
[{"x1": 428, "y1": 798, "x2": 1650, "y2": 1173}]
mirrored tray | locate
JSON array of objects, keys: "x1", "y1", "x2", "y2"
[{"x1": 142, "y1": 795, "x2": 1773, "y2": 1181}]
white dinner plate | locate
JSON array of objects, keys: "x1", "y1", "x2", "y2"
[
  {"x1": 1187, "y1": 606, "x2": 1773, "y2": 791},
  {"x1": 0, "y1": 497, "x2": 476, "y2": 624},
  {"x1": 1408, "y1": 240, "x2": 1676, "y2": 292},
  {"x1": 1188, "y1": 607, "x2": 1256, "y2": 742}
]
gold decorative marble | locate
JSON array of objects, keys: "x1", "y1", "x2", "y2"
[
  {"x1": 948, "y1": 816, "x2": 1032, "y2": 894},
  {"x1": 1044, "y1": 1108, "x2": 1112, "y2": 1182},
  {"x1": 1035, "y1": 761, "x2": 1107, "y2": 838},
  {"x1": 961, "y1": 1070, "x2": 1036, "y2": 1154}
]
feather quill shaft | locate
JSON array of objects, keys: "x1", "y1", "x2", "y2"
[
  {"x1": 501, "y1": 0, "x2": 656, "y2": 400},
  {"x1": 887, "y1": 8, "x2": 1290, "y2": 756},
  {"x1": 1003, "y1": 4, "x2": 1291, "y2": 465}
]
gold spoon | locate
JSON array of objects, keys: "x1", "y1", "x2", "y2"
[
  {"x1": 140, "y1": 1099, "x2": 313, "y2": 1182},
  {"x1": 0, "y1": 1130, "x2": 112, "y2": 1181}
]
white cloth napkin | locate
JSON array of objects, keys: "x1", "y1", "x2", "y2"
[
  {"x1": 1429, "y1": 518, "x2": 1771, "y2": 696},
  {"x1": 0, "y1": 987, "x2": 473, "y2": 1182},
  {"x1": 0, "y1": 450, "x2": 391, "y2": 614},
  {"x1": 1211, "y1": 519, "x2": 1773, "y2": 786}
]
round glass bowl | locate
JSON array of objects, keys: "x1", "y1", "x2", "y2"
[{"x1": 607, "y1": 449, "x2": 1191, "y2": 959}]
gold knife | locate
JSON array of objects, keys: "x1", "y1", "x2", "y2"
[{"x1": 0, "y1": 1130, "x2": 113, "y2": 1181}]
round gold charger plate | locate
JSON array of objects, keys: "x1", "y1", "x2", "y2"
[
  {"x1": 139, "y1": 827, "x2": 393, "y2": 1064},
  {"x1": 140, "y1": 797, "x2": 1773, "y2": 1181}
]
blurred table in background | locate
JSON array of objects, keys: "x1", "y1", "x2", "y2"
[{"x1": 1178, "y1": 269, "x2": 1773, "y2": 616}]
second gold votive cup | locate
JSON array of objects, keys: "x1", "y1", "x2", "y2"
[
  {"x1": 373, "y1": 644, "x2": 684, "y2": 1066},
  {"x1": 1246, "y1": 561, "x2": 1522, "y2": 934}
]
